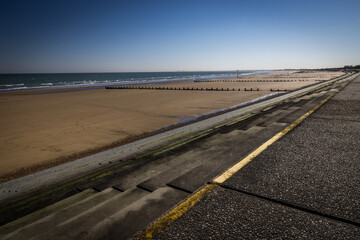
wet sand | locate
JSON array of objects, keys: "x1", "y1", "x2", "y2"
[{"x1": 0, "y1": 71, "x2": 344, "y2": 180}]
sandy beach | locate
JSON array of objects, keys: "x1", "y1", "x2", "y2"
[{"x1": 0, "y1": 71, "x2": 343, "y2": 180}]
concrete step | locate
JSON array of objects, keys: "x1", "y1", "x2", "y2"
[
  {"x1": 111, "y1": 150, "x2": 208, "y2": 192},
  {"x1": 197, "y1": 126, "x2": 265, "y2": 165},
  {"x1": 137, "y1": 161, "x2": 202, "y2": 192},
  {"x1": 223, "y1": 122, "x2": 287, "y2": 155},
  {"x1": 279, "y1": 93, "x2": 328, "y2": 123},
  {"x1": 33, "y1": 187, "x2": 150, "y2": 240},
  {"x1": 167, "y1": 164, "x2": 219, "y2": 193},
  {"x1": 136, "y1": 126, "x2": 269, "y2": 193},
  {"x1": 3, "y1": 187, "x2": 150, "y2": 240},
  {"x1": 303, "y1": 92, "x2": 329, "y2": 109},
  {"x1": 217, "y1": 125, "x2": 264, "y2": 138},
  {"x1": 78, "y1": 153, "x2": 184, "y2": 192},
  {"x1": 0, "y1": 189, "x2": 96, "y2": 238},
  {"x1": 280, "y1": 99, "x2": 305, "y2": 109},
  {"x1": 257, "y1": 107, "x2": 300, "y2": 127},
  {"x1": 68, "y1": 186, "x2": 189, "y2": 240},
  {"x1": 208, "y1": 124, "x2": 286, "y2": 165},
  {"x1": 168, "y1": 122, "x2": 288, "y2": 193},
  {"x1": 236, "y1": 104, "x2": 300, "y2": 130},
  {"x1": 218, "y1": 122, "x2": 289, "y2": 167},
  {"x1": 1, "y1": 188, "x2": 121, "y2": 240},
  {"x1": 236, "y1": 109, "x2": 284, "y2": 130},
  {"x1": 111, "y1": 127, "x2": 264, "y2": 193}
]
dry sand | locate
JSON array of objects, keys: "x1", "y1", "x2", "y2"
[{"x1": 0, "y1": 71, "x2": 344, "y2": 179}]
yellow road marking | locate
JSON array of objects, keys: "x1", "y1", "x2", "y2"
[
  {"x1": 133, "y1": 184, "x2": 217, "y2": 239},
  {"x1": 133, "y1": 79, "x2": 352, "y2": 239}
]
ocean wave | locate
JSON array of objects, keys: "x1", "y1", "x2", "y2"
[
  {"x1": 1, "y1": 83, "x2": 25, "y2": 87},
  {"x1": 7, "y1": 86, "x2": 29, "y2": 90}
]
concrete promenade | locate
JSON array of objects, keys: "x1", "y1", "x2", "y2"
[
  {"x1": 1, "y1": 73, "x2": 358, "y2": 240},
  {"x1": 156, "y1": 76, "x2": 360, "y2": 239}
]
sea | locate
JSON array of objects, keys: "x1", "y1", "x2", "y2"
[{"x1": 0, "y1": 70, "x2": 270, "y2": 92}]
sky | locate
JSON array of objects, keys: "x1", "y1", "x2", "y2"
[{"x1": 0, "y1": 0, "x2": 359, "y2": 73}]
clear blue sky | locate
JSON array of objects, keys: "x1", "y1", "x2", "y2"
[{"x1": 0, "y1": 0, "x2": 359, "y2": 73}]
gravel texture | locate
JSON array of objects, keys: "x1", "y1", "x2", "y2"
[
  {"x1": 156, "y1": 188, "x2": 360, "y2": 239},
  {"x1": 223, "y1": 117, "x2": 360, "y2": 223}
]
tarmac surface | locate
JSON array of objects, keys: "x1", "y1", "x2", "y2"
[{"x1": 156, "y1": 75, "x2": 360, "y2": 239}]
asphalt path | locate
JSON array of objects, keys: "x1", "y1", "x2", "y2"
[{"x1": 156, "y1": 75, "x2": 360, "y2": 239}]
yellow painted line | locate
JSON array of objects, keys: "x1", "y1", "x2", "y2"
[
  {"x1": 133, "y1": 79, "x2": 353, "y2": 239},
  {"x1": 133, "y1": 184, "x2": 217, "y2": 239}
]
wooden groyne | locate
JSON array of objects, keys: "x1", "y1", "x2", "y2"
[
  {"x1": 105, "y1": 86, "x2": 263, "y2": 91},
  {"x1": 193, "y1": 79, "x2": 312, "y2": 83}
]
